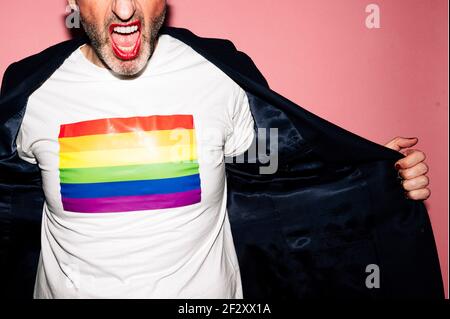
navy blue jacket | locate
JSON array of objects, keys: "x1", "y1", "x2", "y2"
[{"x1": 0, "y1": 27, "x2": 444, "y2": 299}]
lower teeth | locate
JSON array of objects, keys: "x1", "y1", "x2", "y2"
[{"x1": 118, "y1": 46, "x2": 133, "y2": 52}]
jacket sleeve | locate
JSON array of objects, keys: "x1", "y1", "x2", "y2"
[
  {"x1": 1, "y1": 63, "x2": 15, "y2": 98},
  {"x1": 219, "y1": 39, "x2": 270, "y2": 89},
  {"x1": 0, "y1": 63, "x2": 44, "y2": 299}
]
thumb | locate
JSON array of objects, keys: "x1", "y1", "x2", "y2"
[{"x1": 385, "y1": 137, "x2": 418, "y2": 151}]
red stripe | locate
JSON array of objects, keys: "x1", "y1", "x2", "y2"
[{"x1": 59, "y1": 115, "x2": 194, "y2": 138}]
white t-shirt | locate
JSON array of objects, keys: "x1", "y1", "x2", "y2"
[{"x1": 16, "y1": 34, "x2": 255, "y2": 299}]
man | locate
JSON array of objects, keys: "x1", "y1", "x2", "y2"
[{"x1": 0, "y1": 0, "x2": 443, "y2": 299}]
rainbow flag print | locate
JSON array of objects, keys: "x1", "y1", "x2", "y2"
[{"x1": 58, "y1": 115, "x2": 201, "y2": 213}]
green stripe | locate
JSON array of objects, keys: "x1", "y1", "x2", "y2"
[{"x1": 60, "y1": 161, "x2": 199, "y2": 184}]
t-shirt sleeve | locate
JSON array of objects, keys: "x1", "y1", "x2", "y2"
[
  {"x1": 224, "y1": 87, "x2": 255, "y2": 158},
  {"x1": 15, "y1": 124, "x2": 37, "y2": 165}
]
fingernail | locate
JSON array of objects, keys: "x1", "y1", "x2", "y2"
[{"x1": 395, "y1": 163, "x2": 401, "y2": 169}]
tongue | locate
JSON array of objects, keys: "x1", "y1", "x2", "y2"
[{"x1": 111, "y1": 32, "x2": 139, "y2": 48}]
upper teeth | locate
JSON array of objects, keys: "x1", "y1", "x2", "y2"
[{"x1": 114, "y1": 25, "x2": 139, "y2": 34}]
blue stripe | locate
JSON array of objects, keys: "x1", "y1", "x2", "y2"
[{"x1": 60, "y1": 174, "x2": 201, "y2": 199}]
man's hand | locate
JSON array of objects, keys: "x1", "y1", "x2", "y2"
[{"x1": 384, "y1": 137, "x2": 430, "y2": 200}]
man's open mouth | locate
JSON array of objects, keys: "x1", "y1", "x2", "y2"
[{"x1": 109, "y1": 21, "x2": 141, "y2": 60}]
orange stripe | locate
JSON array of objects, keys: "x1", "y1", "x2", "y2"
[{"x1": 59, "y1": 129, "x2": 196, "y2": 153}]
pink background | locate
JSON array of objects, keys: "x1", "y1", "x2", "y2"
[{"x1": 0, "y1": 0, "x2": 447, "y2": 297}]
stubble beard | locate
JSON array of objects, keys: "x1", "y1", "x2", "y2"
[{"x1": 80, "y1": 7, "x2": 166, "y2": 77}]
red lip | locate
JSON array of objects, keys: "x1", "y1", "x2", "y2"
[{"x1": 109, "y1": 20, "x2": 142, "y2": 61}]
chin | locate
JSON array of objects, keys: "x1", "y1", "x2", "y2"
[
  {"x1": 105, "y1": 49, "x2": 150, "y2": 77},
  {"x1": 110, "y1": 60, "x2": 146, "y2": 76}
]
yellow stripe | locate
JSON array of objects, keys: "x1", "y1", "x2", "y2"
[
  {"x1": 59, "y1": 144, "x2": 198, "y2": 169},
  {"x1": 59, "y1": 129, "x2": 196, "y2": 153}
]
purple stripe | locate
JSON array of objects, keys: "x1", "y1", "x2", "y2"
[{"x1": 62, "y1": 189, "x2": 201, "y2": 213}]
